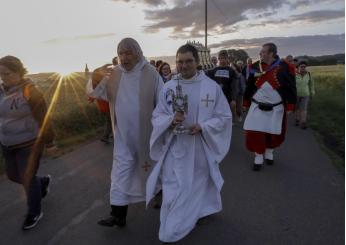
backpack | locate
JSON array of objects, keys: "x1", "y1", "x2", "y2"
[{"x1": 23, "y1": 82, "x2": 32, "y2": 101}]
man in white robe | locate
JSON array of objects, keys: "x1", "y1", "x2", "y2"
[
  {"x1": 86, "y1": 38, "x2": 163, "y2": 227},
  {"x1": 146, "y1": 44, "x2": 232, "y2": 243}
]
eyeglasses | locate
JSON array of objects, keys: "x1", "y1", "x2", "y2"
[{"x1": 176, "y1": 59, "x2": 195, "y2": 65}]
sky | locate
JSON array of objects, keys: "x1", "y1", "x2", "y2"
[{"x1": 0, "y1": 0, "x2": 344, "y2": 73}]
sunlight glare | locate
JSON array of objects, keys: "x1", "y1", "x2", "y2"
[{"x1": 56, "y1": 68, "x2": 76, "y2": 78}]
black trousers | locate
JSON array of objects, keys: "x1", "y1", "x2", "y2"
[{"x1": 1, "y1": 143, "x2": 44, "y2": 216}]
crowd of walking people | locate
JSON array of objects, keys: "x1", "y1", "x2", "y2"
[{"x1": 0, "y1": 37, "x2": 317, "y2": 243}]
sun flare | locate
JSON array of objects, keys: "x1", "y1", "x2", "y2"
[{"x1": 56, "y1": 69, "x2": 76, "y2": 78}]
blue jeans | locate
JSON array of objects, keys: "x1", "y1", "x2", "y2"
[{"x1": 1, "y1": 142, "x2": 44, "y2": 216}]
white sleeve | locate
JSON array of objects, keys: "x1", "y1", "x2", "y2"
[
  {"x1": 150, "y1": 86, "x2": 174, "y2": 161},
  {"x1": 86, "y1": 77, "x2": 108, "y2": 101}
]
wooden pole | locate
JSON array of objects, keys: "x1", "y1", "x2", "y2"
[{"x1": 205, "y1": 0, "x2": 207, "y2": 48}]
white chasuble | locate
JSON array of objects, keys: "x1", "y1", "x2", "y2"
[{"x1": 146, "y1": 72, "x2": 232, "y2": 242}]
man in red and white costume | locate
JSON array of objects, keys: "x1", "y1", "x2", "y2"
[{"x1": 243, "y1": 43, "x2": 296, "y2": 171}]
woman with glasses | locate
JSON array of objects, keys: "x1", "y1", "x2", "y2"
[{"x1": 158, "y1": 62, "x2": 172, "y2": 83}]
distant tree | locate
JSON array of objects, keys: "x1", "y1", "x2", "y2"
[
  {"x1": 227, "y1": 49, "x2": 249, "y2": 64},
  {"x1": 295, "y1": 53, "x2": 345, "y2": 66}
]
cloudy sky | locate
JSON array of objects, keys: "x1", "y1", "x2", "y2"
[{"x1": 0, "y1": 0, "x2": 344, "y2": 73}]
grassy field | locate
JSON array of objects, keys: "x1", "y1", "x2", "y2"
[
  {"x1": 0, "y1": 72, "x2": 105, "y2": 173},
  {"x1": 28, "y1": 72, "x2": 106, "y2": 142},
  {"x1": 308, "y1": 65, "x2": 345, "y2": 171}
]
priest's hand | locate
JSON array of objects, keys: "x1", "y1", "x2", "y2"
[
  {"x1": 172, "y1": 112, "x2": 185, "y2": 126},
  {"x1": 189, "y1": 124, "x2": 202, "y2": 135}
]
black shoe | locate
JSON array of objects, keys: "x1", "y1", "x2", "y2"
[
  {"x1": 253, "y1": 164, "x2": 262, "y2": 171},
  {"x1": 100, "y1": 137, "x2": 110, "y2": 144},
  {"x1": 295, "y1": 120, "x2": 299, "y2": 126},
  {"x1": 22, "y1": 212, "x2": 43, "y2": 230},
  {"x1": 266, "y1": 159, "x2": 274, "y2": 165},
  {"x1": 152, "y1": 190, "x2": 162, "y2": 209},
  {"x1": 197, "y1": 216, "x2": 208, "y2": 225},
  {"x1": 98, "y1": 216, "x2": 126, "y2": 227},
  {"x1": 41, "y1": 175, "x2": 51, "y2": 199},
  {"x1": 98, "y1": 205, "x2": 128, "y2": 227},
  {"x1": 301, "y1": 123, "x2": 308, "y2": 130}
]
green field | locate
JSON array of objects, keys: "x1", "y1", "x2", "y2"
[
  {"x1": 0, "y1": 72, "x2": 105, "y2": 173},
  {"x1": 308, "y1": 65, "x2": 345, "y2": 171},
  {"x1": 26, "y1": 72, "x2": 106, "y2": 142}
]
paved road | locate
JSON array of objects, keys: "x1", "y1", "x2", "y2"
[{"x1": 0, "y1": 117, "x2": 344, "y2": 245}]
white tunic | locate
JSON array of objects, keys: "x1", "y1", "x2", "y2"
[
  {"x1": 146, "y1": 72, "x2": 232, "y2": 243},
  {"x1": 110, "y1": 61, "x2": 146, "y2": 205},
  {"x1": 243, "y1": 82, "x2": 284, "y2": 134},
  {"x1": 87, "y1": 59, "x2": 163, "y2": 205}
]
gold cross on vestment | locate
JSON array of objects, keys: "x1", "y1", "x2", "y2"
[
  {"x1": 201, "y1": 94, "x2": 214, "y2": 107},
  {"x1": 142, "y1": 161, "x2": 151, "y2": 172}
]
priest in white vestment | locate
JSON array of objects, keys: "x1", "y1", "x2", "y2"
[
  {"x1": 146, "y1": 44, "x2": 232, "y2": 243},
  {"x1": 86, "y1": 38, "x2": 163, "y2": 227}
]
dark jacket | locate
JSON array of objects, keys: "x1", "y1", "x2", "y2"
[{"x1": 243, "y1": 59, "x2": 297, "y2": 111}]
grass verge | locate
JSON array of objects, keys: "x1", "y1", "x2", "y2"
[{"x1": 308, "y1": 65, "x2": 344, "y2": 172}]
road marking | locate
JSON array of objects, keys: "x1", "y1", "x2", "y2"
[
  {"x1": 47, "y1": 199, "x2": 104, "y2": 245},
  {"x1": 0, "y1": 150, "x2": 110, "y2": 216}
]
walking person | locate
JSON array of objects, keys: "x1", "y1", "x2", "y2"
[
  {"x1": 235, "y1": 60, "x2": 246, "y2": 122},
  {"x1": 88, "y1": 57, "x2": 118, "y2": 144},
  {"x1": 207, "y1": 50, "x2": 238, "y2": 122},
  {"x1": 295, "y1": 61, "x2": 315, "y2": 129},
  {"x1": 146, "y1": 44, "x2": 232, "y2": 243},
  {"x1": 87, "y1": 38, "x2": 163, "y2": 227},
  {"x1": 0, "y1": 55, "x2": 56, "y2": 230},
  {"x1": 243, "y1": 43, "x2": 296, "y2": 171}
]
